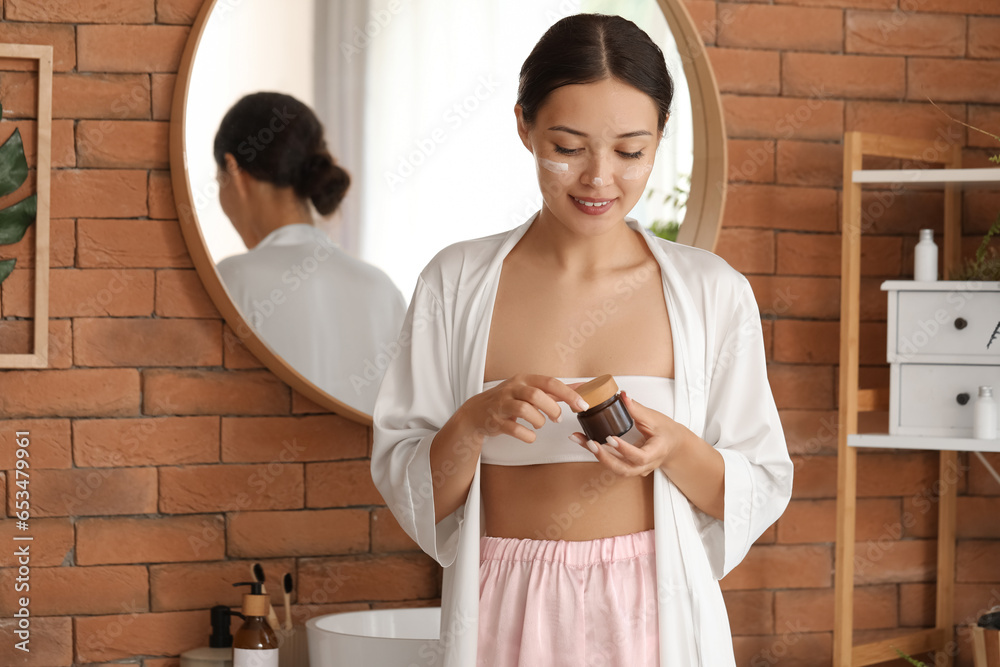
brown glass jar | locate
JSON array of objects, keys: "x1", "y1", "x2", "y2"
[{"x1": 574, "y1": 374, "x2": 633, "y2": 442}]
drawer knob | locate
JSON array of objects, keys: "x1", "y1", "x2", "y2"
[
  {"x1": 954, "y1": 318, "x2": 968, "y2": 330},
  {"x1": 957, "y1": 392, "x2": 971, "y2": 406}
]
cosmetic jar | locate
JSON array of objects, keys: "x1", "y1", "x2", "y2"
[{"x1": 574, "y1": 374, "x2": 634, "y2": 442}]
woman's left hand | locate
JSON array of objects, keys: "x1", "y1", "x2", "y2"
[{"x1": 570, "y1": 390, "x2": 689, "y2": 477}]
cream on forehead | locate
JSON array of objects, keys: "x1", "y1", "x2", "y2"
[{"x1": 538, "y1": 158, "x2": 569, "y2": 174}]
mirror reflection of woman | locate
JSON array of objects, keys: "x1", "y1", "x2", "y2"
[
  {"x1": 214, "y1": 92, "x2": 406, "y2": 414},
  {"x1": 373, "y1": 15, "x2": 792, "y2": 666}
]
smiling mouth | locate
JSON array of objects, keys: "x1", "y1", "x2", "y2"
[{"x1": 572, "y1": 197, "x2": 613, "y2": 208}]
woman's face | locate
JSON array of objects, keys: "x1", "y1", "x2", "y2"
[{"x1": 517, "y1": 77, "x2": 661, "y2": 237}]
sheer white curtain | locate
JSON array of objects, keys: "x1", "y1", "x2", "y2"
[
  {"x1": 359, "y1": 0, "x2": 692, "y2": 297},
  {"x1": 314, "y1": 0, "x2": 370, "y2": 255},
  {"x1": 186, "y1": 0, "x2": 316, "y2": 264}
]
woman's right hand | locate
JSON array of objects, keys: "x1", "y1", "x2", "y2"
[
  {"x1": 429, "y1": 374, "x2": 588, "y2": 523},
  {"x1": 454, "y1": 374, "x2": 590, "y2": 445}
]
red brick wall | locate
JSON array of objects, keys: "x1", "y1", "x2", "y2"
[
  {"x1": 0, "y1": 2, "x2": 438, "y2": 666},
  {"x1": 0, "y1": 0, "x2": 998, "y2": 665},
  {"x1": 698, "y1": 1, "x2": 1000, "y2": 665}
]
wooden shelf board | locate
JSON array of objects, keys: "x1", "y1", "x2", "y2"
[
  {"x1": 852, "y1": 628, "x2": 948, "y2": 666},
  {"x1": 853, "y1": 168, "x2": 1000, "y2": 184},
  {"x1": 849, "y1": 433, "x2": 1000, "y2": 452}
]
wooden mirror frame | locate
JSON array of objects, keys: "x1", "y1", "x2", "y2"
[{"x1": 168, "y1": 0, "x2": 727, "y2": 426}]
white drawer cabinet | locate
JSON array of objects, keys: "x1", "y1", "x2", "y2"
[
  {"x1": 885, "y1": 280, "x2": 1000, "y2": 436},
  {"x1": 892, "y1": 289, "x2": 1000, "y2": 361},
  {"x1": 894, "y1": 364, "x2": 1000, "y2": 436}
]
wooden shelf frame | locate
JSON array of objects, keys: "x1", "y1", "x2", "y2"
[{"x1": 834, "y1": 132, "x2": 964, "y2": 666}]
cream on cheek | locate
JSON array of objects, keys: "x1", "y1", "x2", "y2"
[
  {"x1": 622, "y1": 163, "x2": 653, "y2": 181},
  {"x1": 538, "y1": 157, "x2": 570, "y2": 174}
]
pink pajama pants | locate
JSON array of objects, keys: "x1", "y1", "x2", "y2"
[{"x1": 477, "y1": 530, "x2": 659, "y2": 667}]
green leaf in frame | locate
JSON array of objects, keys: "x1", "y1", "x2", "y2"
[
  {"x1": 0, "y1": 194, "x2": 36, "y2": 245},
  {"x1": 0, "y1": 257, "x2": 15, "y2": 284},
  {"x1": 0, "y1": 128, "x2": 29, "y2": 198}
]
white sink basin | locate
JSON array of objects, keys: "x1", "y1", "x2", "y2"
[{"x1": 306, "y1": 607, "x2": 441, "y2": 667}]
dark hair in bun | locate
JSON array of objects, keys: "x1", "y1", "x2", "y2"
[
  {"x1": 517, "y1": 14, "x2": 673, "y2": 133},
  {"x1": 213, "y1": 91, "x2": 350, "y2": 216}
]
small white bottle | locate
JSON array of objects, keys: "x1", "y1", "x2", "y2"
[
  {"x1": 914, "y1": 229, "x2": 938, "y2": 282},
  {"x1": 974, "y1": 386, "x2": 998, "y2": 440}
]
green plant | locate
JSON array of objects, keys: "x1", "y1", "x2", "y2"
[
  {"x1": 648, "y1": 219, "x2": 680, "y2": 242},
  {"x1": 931, "y1": 103, "x2": 1000, "y2": 350},
  {"x1": 0, "y1": 100, "x2": 38, "y2": 284},
  {"x1": 950, "y1": 208, "x2": 1000, "y2": 280},
  {"x1": 930, "y1": 101, "x2": 1000, "y2": 281},
  {"x1": 645, "y1": 173, "x2": 689, "y2": 242},
  {"x1": 894, "y1": 647, "x2": 930, "y2": 666}
]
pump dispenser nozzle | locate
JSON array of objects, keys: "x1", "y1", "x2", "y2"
[
  {"x1": 233, "y1": 581, "x2": 263, "y2": 595},
  {"x1": 209, "y1": 605, "x2": 234, "y2": 648},
  {"x1": 232, "y1": 582, "x2": 270, "y2": 618},
  {"x1": 179, "y1": 605, "x2": 237, "y2": 667}
]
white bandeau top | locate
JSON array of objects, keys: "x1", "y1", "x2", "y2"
[{"x1": 479, "y1": 376, "x2": 675, "y2": 466}]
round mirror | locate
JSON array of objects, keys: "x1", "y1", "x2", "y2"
[{"x1": 169, "y1": 0, "x2": 726, "y2": 425}]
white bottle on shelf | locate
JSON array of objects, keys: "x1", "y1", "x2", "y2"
[
  {"x1": 974, "y1": 386, "x2": 998, "y2": 440},
  {"x1": 914, "y1": 229, "x2": 938, "y2": 282}
]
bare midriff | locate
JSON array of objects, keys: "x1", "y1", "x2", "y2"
[{"x1": 481, "y1": 462, "x2": 654, "y2": 540}]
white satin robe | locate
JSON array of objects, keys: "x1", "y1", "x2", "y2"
[
  {"x1": 217, "y1": 223, "x2": 406, "y2": 414},
  {"x1": 371, "y1": 214, "x2": 793, "y2": 666}
]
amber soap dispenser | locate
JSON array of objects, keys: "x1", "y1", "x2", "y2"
[
  {"x1": 574, "y1": 374, "x2": 634, "y2": 442},
  {"x1": 232, "y1": 582, "x2": 279, "y2": 667}
]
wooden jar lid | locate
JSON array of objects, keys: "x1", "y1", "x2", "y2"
[{"x1": 575, "y1": 374, "x2": 619, "y2": 411}]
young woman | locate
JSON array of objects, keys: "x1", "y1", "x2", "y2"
[
  {"x1": 372, "y1": 15, "x2": 792, "y2": 666},
  {"x1": 213, "y1": 92, "x2": 405, "y2": 413}
]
